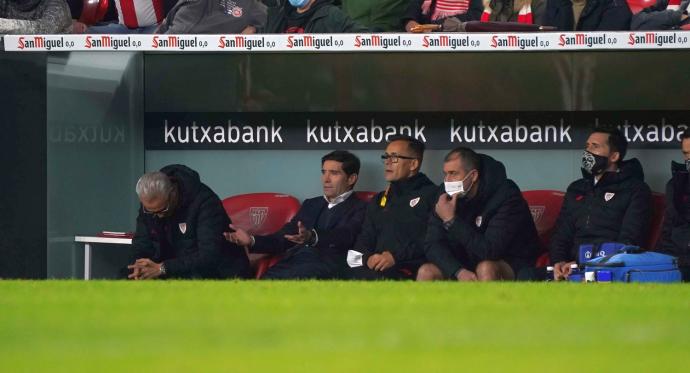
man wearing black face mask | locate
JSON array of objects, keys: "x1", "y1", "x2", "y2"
[
  {"x1": 550, "y1": 128, "x2": 651, "y2": 280},
  {"x1": 658, "y1": 129, "x2": 690, "y2": 281},
  {"x1": 127, "y1": 164, "x2": 250, "y2": 280},
  {"x1": 418, "y1": 147, "x2": 539, "y2": 281}
]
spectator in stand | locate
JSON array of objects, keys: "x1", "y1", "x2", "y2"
[
  {"x1": 86, "y1": 0, "x2": 177, "y2": 34},
  {"x1": 543, "y1": 0, "x2": 632, "y2": 31},
  {"x1": 341, "y1": 0, "x2": 409, "y2": 31},
  {"x1": 261, "y1": 0, "x2": 367, "y2": 33},
  {"x1": 477, "y1": 0, "x2": 546, "y2": 25},
  {"x1": 631, "y1": 0, "x2": 689, "y2": 30},
  {"x1": 403, "y1": 0, "x2": 483, "y2": 32},
  {"x1": 0, "y1": 0, "x2": 72, "y2": 35},
  {"x1": 68, "y1": 0, "x2": 118, "y2": 33},
  {"x1": 158, "y1": 0, "x2": 266, "y2": 34}
]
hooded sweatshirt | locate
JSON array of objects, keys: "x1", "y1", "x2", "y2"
[{"x1": 424, "y1": 154, "x2": 540, "y2": 277}]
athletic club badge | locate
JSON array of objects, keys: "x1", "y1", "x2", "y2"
[
  {"x1": 475, "y1": 216, "x2": 483, "y2": 227},
  {"x1": 179, "y1": 223, "x2": 187, "y2": 234},
  {"x1": 409, "y1": 197, "x2": 420, "y2": 207},
  {"x1": 232, "y1": 7, "x2": 243, "y2": 17},
  {"x1": 604, "y1": 192, "x2": 615, "y2": 202}
]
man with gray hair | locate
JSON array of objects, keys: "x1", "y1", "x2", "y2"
[{"x1": 127, "y1": 164, "x2": 249, "y2": 280}]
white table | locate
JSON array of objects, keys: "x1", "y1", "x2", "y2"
[{"x1": 74, "y1": 236, "x2": 132, "y2": 280}]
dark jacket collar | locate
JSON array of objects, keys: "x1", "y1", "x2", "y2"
[
  {"x1": 390, "y1": 172, "x2": 434, "y2": 196},
  {"x1": 581, "y1": 158, "x2": 645, "y2": 188}
]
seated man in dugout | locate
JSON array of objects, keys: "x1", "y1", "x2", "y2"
[
  {"x1": 658, "y1": 129, "x2": 690, "y2": 281},
  {"x1": 549, "y1": 128, "x2": 651, "y2": 280},
  {"x1": 346, "y1": 135, "x2": 438, "y2": 280},
  {"x1": 225, "y1": 151, "x2": 367, "y2": 279},
  {"x1": 418, "y1": 147, "x2": 540, "y2": 281},
  {"x1": 127, "y1": 164, "x2": 250, "y2": 280}
]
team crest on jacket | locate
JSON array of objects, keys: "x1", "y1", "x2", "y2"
[
  {"x1": 475, "y1": 216, "x2": 483, "y2": 227},
  {"x1": 604, "y1": 192, "x2": 615, "y2": 202},
  {"x1": 232, "y1": 7, "x2": 243, "y2": 17},
  {"x1": 409, "y1": 197, "x2": 420, "y2": 207},
  {"x1": 179, "y1": 223, "x2": 187, "y2": 234}
]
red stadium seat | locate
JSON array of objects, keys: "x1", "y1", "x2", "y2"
[
  {"x1": 646, "y1": 192, "x2": 666, "y2": 250},
  {"x1": 356, "y1": 191, "x2": 378, "y2": 202},
  {"x1": 79, "y1": 0, "x2": 110, "y2": 25},
  {"x1": 222, "y1": 193, "x2": 301, "y2": 278},
  {"x1": 522, "y1": 190, "x2": 566, "y2": 267},
  {"x1": 626, "y1": 0, "x2": 656, "y2": 14}
]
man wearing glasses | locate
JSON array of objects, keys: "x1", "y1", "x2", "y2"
[
  {"x1": 347, "y1": 135, "x2": 437, "y2": 279},
  {"x1": 127, "y1": 164, "x2": 250, "y2": 280}
]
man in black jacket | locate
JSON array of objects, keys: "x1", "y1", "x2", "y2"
[
  {"x1": 127, "y1": 164, "x2": 250, "y2": 280},
  {"x1": 658, "y1": 129, "x2": 690, "y2": 281},
  {"x1": 347, "y1": 135, "x2": 438, "y2": 280},
  {"x1": 418, "y1": 147, "x2": 539, "y2": 281},
  {"x1": 550, "y1": 128, "x2": 651, "y2": 280},
  {"x1": 544, "y1": 0, "x2": 631, "y2": 31},
  {"x1": 225, "y1": 151, "x2": 367, "y2": 279}
]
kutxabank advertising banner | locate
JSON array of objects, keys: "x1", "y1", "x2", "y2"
[{"x1": 144, "y1": 111, "x2": 690, "y2": 150}]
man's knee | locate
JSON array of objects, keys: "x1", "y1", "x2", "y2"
[
  {"x1": 475, "y1": 260, "x2": 514, "y2": 281},
  {"x1": 416, "y1": 263, "x2": 444, "y2": 281}
]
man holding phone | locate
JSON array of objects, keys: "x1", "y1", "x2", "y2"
[{"x1": 418, "y1": 147, "x2": 539, "y2": 281}]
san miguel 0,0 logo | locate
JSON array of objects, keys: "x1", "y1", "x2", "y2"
[
  {"x1": 84, "y1": 35, "x2": 134, "y2": 50},
  {"x1": 151, "y1": 36, "x2": 206, "y2": 50},
  {"x1": 354, "y1": 35, "x2": 404, "y2": 49},
  {"x1": 558, "y1": 33, "x2": 607, "y2": 47},
  {"x1": 422, "y1": 35, "x2": 473, "y2": 49},
  {"x1": 16, "y1": 36, "x2": 66, "y2": 50},
  {"x1": 218, "y1": 36, "x2": 269, "y2": 50},
  {"x1": 490, "y1": 35, "x2": 541, "y2": 49},
  {"x1": 628, "y1": 32, "x2": 687, "y2": 47},
  {"x1": 286, "y1": 35, "x2": 334, "y2": 49}
]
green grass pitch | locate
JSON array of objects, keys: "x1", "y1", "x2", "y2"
[{"x1": 1, "y1": 281, "x2": 689, "y2": 372}]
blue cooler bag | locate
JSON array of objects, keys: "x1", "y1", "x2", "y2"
[{"x1": 584, "y1": 249, "x2": 682, "y2": 283}]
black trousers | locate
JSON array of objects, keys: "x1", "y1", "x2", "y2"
[
  {"x1": 344, "y1": 262, "x2": 421, "y2": 280},
  {"x1": 262, "y1": 246, "x2": 343, "y2": 280}
]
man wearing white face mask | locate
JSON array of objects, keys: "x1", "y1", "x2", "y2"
[
  {"x1": 550, "y1": 128, "x2": 651, "y2": 280},
  {"x1": 261, "y1": 0, "x2": 367, "y2": 33},
  {"x1": 418, "y1": 147, "x2": 539, "y2": 281}
]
